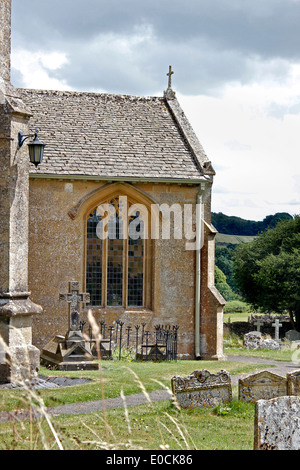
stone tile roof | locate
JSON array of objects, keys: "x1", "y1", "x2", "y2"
[{"x1": 18, "y1": 89, "x2": 211, "y2": 181}]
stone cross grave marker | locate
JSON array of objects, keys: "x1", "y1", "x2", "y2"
[
  {"x1": 59, "y1": 281, "x2": 90, "y2": 332},
  {"x1": 272, "y1": 319, "x2": 282, "y2": 341},
  {"x1": 254, "y1": 318, "x2": 264, "y2": 332}
]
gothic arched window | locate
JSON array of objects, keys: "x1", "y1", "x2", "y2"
[{"x1": 86, "y1": 195, "x2": 147, "y2": 308}]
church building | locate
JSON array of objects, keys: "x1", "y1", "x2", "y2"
[{"x1": 0, "y1": 0, "x2": 225, "y2": 362}]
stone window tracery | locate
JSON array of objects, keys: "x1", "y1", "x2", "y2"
[{"x1": 86, "y1": 195, "x2": 146, "y2": 308}]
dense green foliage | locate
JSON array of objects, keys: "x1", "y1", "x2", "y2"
[
  {"x1": 214, "y1": 211, "x2": 295, "y2": 302},
  {"x1": 215, "y1": 243, "x2": 238, "y2": 293},
  {"x1": 215, "y1": 265, "x2": 238, "y2": 301},
  {"x1": 233, "y1": 216, "x2": 300, "y2": 329},
  {"x1": 212, "y1": 211, "x2": 292, "y2": 236}
]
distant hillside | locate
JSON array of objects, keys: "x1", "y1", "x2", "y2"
[
  {"x1": 211, "y1": 212, "x2": 292, "y2": 236},
  {"x1": 215, "y1": 233, "x2": 256, "y2": 245}
]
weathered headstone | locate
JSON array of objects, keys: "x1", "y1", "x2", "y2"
[
  {"x1": 171, "y1": 369, "x2": 232, "y2": 409},
  {"x1": 260, "y1": 338, "x2": 281, "y2": 350},
  {"x1": 243, "y1": 331, "x2": 262, "y2": 350},
  {"x1": 272, "y1": 319, "x2": 282, "y2": 341},
  {"x1": 285, "y1": 330, "x2": 300, "y2": 342},
  {"x1": 287, "y1": 370, "x2": 300, "y2": 396},
  {"x1": 254, "y1": 396, "x2": 300, "y2": 450},
  {"x1": 239, "y1": 371, "x2": 287, "y2": 403}
]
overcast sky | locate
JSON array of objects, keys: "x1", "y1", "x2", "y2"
[{"x1": 11, "y1": 0, "x2": 300, "y2": 221}]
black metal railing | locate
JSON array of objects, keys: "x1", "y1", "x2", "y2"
[{"x1": 84, "y1": 320, "x2": 179, "y2": 361}]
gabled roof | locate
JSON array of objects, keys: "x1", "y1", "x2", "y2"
[{"x1": 18, "y1": 88, "x2": 214, "y2": 182}]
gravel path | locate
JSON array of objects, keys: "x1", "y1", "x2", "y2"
[{"x1": 0, "y1": 356, "x2": 299, "y2": 423}]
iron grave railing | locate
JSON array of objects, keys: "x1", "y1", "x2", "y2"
[{"x1": 81, "y1": 320, "x2": 179, "y2": 361}]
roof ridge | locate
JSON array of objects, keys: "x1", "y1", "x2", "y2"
[{"x1": 18, "y1": 87, "x2": 163, "y2": 101}]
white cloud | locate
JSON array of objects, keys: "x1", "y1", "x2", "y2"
[
  {"x1": 178, "y1": 69, "x2": 300, "y2": 220},
  {"x1": 11, "y1": 49, "x2": 72, "y2": 90}
]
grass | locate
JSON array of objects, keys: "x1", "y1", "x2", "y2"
[
  {"x1": 225, "y1": 344, "x2": 296, "y2": 362},
  {"x1": 224, "y1": 311, "x2": 250, "y2": 323},
  {"x1": 0, "y1": 359, "x2": 258, "y2": 451},
  {"x1": 0, "y1": 359, "x2": 266, "y2": 413},
  {"x1": 0, "y1": 311, "x2": 296, "y2": 451},
  {"x1": 0, "y1": 398, "x2": 256, "y2": 450},
  {"x1": 0, "y1": 356, "x2": 270, "y2": 450},
  {"x1": 215, "y1": 233, "x2": 256, "y2": 245}
]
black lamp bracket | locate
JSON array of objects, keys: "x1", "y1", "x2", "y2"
[{"x1": 18, "y1": 129, "x2": 38, "y2": 148}]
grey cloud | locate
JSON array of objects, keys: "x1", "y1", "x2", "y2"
[
  {"x1": 12, "y1": 0, "x2": 300, "y2": 57},
  {"x1": 11, "y1": 0, "x2": 300, "y2": 95}
]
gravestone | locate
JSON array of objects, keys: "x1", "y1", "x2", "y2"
[
  {"x1": 254, "y1": 396, "x2": 300, "y2": 450},
  {"x1": 171, "y1": 370, "x2": 232, "y2": 409},
  {"x1": 285, "y1": 330, "x2": 300, "y2": 342},
  {"x1": 243, "y1": 331, "x2": 262, "y2": 350},
  {"x1": 260, "y1": 338, "x2": 281, "y2": 350},
  {"x1": 239, "y1": 371, "x2": 287, "y2": 403},
  {"x1": 287, "y1": 370, "x2": 300, "y2": 396},
  {"x1": 254, "y1": 318, "x2": 264, "y2": 332},
  {"x1": 41, "y1": 281, "x2": 98, "y2": 370},
  {"x1": 272, "y1": 319, "x2": 282, "y2": 342}
]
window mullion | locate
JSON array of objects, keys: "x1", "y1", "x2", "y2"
[
  {"x1": 103, "y1": 236, "x2": 108, "y2": 307},
  {"x1": 123, "y1": 236, "x2": 128, "y2": 308}
]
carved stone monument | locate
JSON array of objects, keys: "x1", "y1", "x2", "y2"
[
  {"x1": 41, "y1": 281, "x2": 98, "y2": 370},
  {"x1": 243, "y1": 331, "x2": 262, "y2": 350},
  {"x1": 171, "y1": 369, "x2": 232, "y2": 409},
  {"x1": 287, "y1": 370, "x2": 300, "y2": 396},
  {"x1": 254, "y1": 396, "x2": 300, "y2": 450},
  {"x1": 239, "y1": 371, "x2": 287, "y2": 403}
]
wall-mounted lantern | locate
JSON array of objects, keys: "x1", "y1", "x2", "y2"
[{"x1": 18, "y1": 129, "x2": 45, "y2": 167}]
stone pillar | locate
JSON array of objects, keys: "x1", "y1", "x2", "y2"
[
  {"x1": 0, "y1": 0, "x2": 42, "y2": 384},
  {"x1": 0, "y1": 0, "x2": 11, "y2": 83},
  {"x1": 199, "y1": 185, "x2": 226, "y2": 360}
]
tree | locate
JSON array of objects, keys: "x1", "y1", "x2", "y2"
[
  {"x1": 215, "y1": 266, "x2": 237, "y2": 301},
  {"x1": 233, "y1": 215, "x2": 300, "y2": 330},
  {"x1": 212, "y1": 211, "x2": 292, "y2": 235},
  {"x1": 215, "y1": 243, "x2": 238, "y2": 292}
]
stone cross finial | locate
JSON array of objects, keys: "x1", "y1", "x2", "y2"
[
  {"x1": 59, "y1": 281, "x2": 90, "y2": 331},
  {"x1": 254, "y1": 318, "x2": 264, "y2": 332},
  {"x1": 167, "y1": 65, "x2": 174, "y2": 89},
  {"x1": 164, "y1": 66, "x2": 176, "y2": 99},
  {"x1": 272, "y1": 319, "x2": 282, "y2": 341}
]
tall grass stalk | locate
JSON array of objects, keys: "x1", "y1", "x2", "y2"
[{"x1": 0, "y1": 333, "x2": 64, "y2": 450}]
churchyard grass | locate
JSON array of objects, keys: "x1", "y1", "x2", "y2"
[
  {"x1": 0, "y1": 359, "x2": 257, "y2": 450},
  {"x1": 225, "y1": 344, "x2": 295, "y2": 362},
  {"x1": 0, "y1": 357, "x2": 286, "y2": 450},
  {"x1": 0, "y1": 359, "x2": 266, "y2": 413},
  {"x1": 0, "y1": 398, "x2": 256, "y2": 450}
]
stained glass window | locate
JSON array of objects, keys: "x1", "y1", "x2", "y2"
[
  {"x1": 128, "y1": 212, "x2": 144, "y2": 306},
  {"x1": 86, "y1": 211, "x2": 102, "y2": 306},
  {"x1": 86, "y1": 197, "x2": 145, "y2": 308}
]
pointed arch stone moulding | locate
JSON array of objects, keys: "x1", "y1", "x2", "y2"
[{"x1": 68, "y1": 182, "x2": 159, "y2": 221}]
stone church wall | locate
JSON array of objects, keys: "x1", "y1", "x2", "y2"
[{"x1": 28, "y1": 179, "x2": 199, "y2": 357}]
